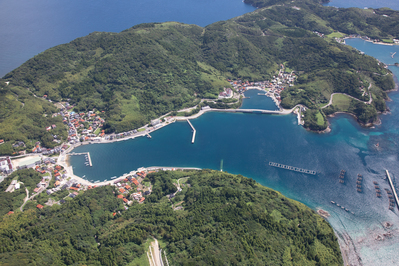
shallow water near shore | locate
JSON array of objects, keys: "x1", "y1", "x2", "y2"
[{"x1": 70, "y1": 39, "x2": 399, "y2": 265}]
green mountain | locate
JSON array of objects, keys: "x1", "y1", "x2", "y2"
[
  {"x1": 0, "y1": 169, "x2": 343, "y2": 265},
  {"x1": 0, "y1": 0, "x2": 398, "y2": 152}
]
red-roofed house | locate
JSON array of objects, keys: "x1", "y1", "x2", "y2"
[
  {"x1": 7, "y1": 211, "x2": 14, "y2": 215},
  {"x1": 132, "y1": 178, "x2": 139, "y2": 186},
  {"x1": 123, "y1": 198, "x2": 128, "y2": 203},
  {"x1": 37, "y1": 204, "x2": 44, "y2": 209},
  {"x1": 125, "y1": 185, "x2": 131, "y2": 190},
  {"x1": 139, "y1": 197, "x2": 145, "y2": 203},
  {"x1": 117, "y1": 194, "x2": 123, "y2": 199},
  {"x1": 119, "y1": 188, "x2": 125, "y2": 193}
]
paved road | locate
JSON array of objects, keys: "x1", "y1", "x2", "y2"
[
  {"x1": 322, "y1": 88, "x2": 372, "y2": 109},
  {"x1": 148, "y1": 238, "x2": 162, "y2": 266}
]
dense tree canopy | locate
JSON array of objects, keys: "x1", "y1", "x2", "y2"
[
  {"x1": 0, "y1": 170, "x2": 343, "y2": 265},
  {"x1": 1, "y1": 0, "x2": 397, "y2": 144}
]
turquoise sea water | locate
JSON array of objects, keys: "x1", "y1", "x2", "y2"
[{"x1": 70, "y1": 40, "x2": 399, "y2": 265}]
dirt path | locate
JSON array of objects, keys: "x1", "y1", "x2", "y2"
[{"x1": 19, "y1": 187, "x2": 29, "y2": 212}]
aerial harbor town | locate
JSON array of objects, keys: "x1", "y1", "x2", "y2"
[{"x1": 0, "y1": 70, "x2": 298, "y2": 213}]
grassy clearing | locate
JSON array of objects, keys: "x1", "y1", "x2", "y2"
[
  {"x1": 332, "y1": 94, "x2": 351, "y2": 111},
  {"x1": 315, "y1": 111, "x2": 325, "y2": 126},
  {"x1": 326, "y1": 31, "x2": 344, "y2": 38},
  {"x1": 382, "y1": 38, "x2": 394, "y2": 43}
]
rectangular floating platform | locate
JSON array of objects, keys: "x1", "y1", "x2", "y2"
[{"x1": 269, "y1": 162, "x2": 317, "y2": 175}]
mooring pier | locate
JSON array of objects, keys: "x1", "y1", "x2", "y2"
[
  {"x1": 68, "y1": 152, "x2": 92, "y2": 166},
  {"x1": 269, "y1": 162, "x2": 317, "y2": 175},
  {"x1": 186, "y1": 119, "x2": 196, "y2": 143},
  {"x1": 386, "y1": 170, "x2": 399, "y2": 210}
]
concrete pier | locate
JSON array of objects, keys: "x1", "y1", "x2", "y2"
[
  {"x1": 87, "y1": 152, "x2": 92, "y2": 167},
  {"x1": 386, "y1": 170, "x2": 399, "y2": 210},
  {"x1": 68, "y1": 152, "x2": 92, "y2": 166},
  {"x1": 186, "y1": 119, "x2": 196, "y2": 143}
]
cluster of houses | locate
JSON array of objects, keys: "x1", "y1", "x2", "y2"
[
  {"x1": 114, "y1": 170, "x2": 152, "y2": 205},
  {"x1": 228, "y1": 67, "x2": 296, "y2": 103},
  {"x1": 0, "y1": 157, "x2": 13, "y2": 174},
  {"x1": 313, "y1": 31, "x2": 325, "y2": 38},
  {"x1": 63, "y1": 109, "x2": 105, "y2": 144}
]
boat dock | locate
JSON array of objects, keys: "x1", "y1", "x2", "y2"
[
  {"x1": 68, "y1": 152, "x2": 92, "y2": 166},
  {"x1": 386, "y1": 170, "x2": 399, "y2": 210},
  {"x1": 268, "y1": 162, "x2": 317, "y2": 175},
  {"x1": 146, "y1": 132, "x2": 152, "y2": 138},
  {"x1": 186, "y1": 119, "x2": 196, "y2": 143}
]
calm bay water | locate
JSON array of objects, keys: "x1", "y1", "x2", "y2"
[
  {"x1": 325, "y1": 0, "x2": 399, "y2": 10},
  {"x1": 0, "y1": 0, "x2": 255, "y2": 77},
  {"x1": 70, "y1": 40, "x2": 399, "y2": 264},
  {"x1": 2, "y1": 0, "x2": 399, "y2": 263}
]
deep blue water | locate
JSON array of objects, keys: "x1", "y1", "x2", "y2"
[
  {"x1": 0, "y1": 0, "x2": 255, "y2": 77},
  {"x1": 70, "y1": 40, "x2": 399, "y2": 264},
  {"x1": 2, "y1": 0, "x2": 399, "y2": 263}
]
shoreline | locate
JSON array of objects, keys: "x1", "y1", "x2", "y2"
[{"x1": 343, "y1": 36, "x2": 399, "y2": 46}]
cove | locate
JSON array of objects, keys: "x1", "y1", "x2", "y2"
[{"x1": 70, "y1": 40, "x2": 399, "y2": 265}]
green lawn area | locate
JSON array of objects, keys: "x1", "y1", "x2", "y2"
[
  {"x1": 332, "y1": 94, "x2": 351, "y2": 111},
  {"x1": 138, "y1": 128, "x2": 146, "y2": 132},
  {"x1": 326, "y1": 31, "x2": 344, "y2": 38},
  {"x1": 381, "y1": 38, "x2": 394, "y2": 43},
  {"x1": 93, "y1": 128, "x2": 101, "y2": 135},
  {"x1": 315, "y1": 111, "x2": 325, "y2": 126}
]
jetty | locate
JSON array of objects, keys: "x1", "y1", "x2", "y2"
[
  {"x1": 68, "y1": 152, "x2": 92, "y2": 166},
  {"x1": 186, "y1": 119, "x2": 196, "y2": 143},
  {"x1": 146, "y1": 132, "x2": 152, "y2": 138},
  {"x1": 268, "y1": 162, "x2": 317, "y2": 175},
  {"x1": 385, "y1": 170, "x2": 399, "y2": 210}
]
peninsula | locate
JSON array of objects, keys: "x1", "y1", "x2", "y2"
[{"x1": 1, "y1": 0, "x2": 399, "y2": 155}]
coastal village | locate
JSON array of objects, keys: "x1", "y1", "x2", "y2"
[{"x1": 0, "y1": 69, "x2": 298, "y2": 213}]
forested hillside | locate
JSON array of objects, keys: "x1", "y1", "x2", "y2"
[
  {"x1": 0, "y1": 170, "x2": 343, "y2": 265},
  {"x1": 1, "y1": 0, "x2": 398, "y2": 147}
]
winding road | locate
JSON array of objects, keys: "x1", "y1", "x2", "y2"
[{"x1": 321, "y1": 84, "x2": 373, "y2": 109}]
